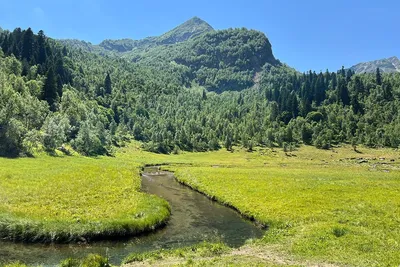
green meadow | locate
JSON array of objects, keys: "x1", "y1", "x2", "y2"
[
  {"x1": 167, "y1": 146, "x2": 400, "y2": 267},
  {"x1": 0, "y1": 146, "x2": 170, "y2": 243},
  {"x1": 1, "y1": 144, "x2": 400, "y2": 266}
]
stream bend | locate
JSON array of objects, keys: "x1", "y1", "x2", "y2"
[{"x1": 0, "y1": 167, "x2": 263, "y2": 266}]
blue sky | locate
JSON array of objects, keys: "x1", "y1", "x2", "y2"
[{"x1": 0, "y1": 0, "x2": 398, "y2": 72}]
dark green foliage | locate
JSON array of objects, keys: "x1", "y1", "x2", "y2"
[
  {"x1": 0, "y1": 27, "x2": 68, "y2": 76},
  {"x1": 22, "y1": 28, "x2": 34, "y2": 63},
  {"x1": 104, "y1": 73, "x2": 112, "y2": 95},
  {"x1": 332, "y1": 226, "x2": 348, "y2": 238},
  {"x1": 376, "y1": 67, "x2": 382, "y2": 85},
  {"x1": 43, "y1": 68, "x2": 58, "y2": 110},
  {"x1": 382, "y1": 80, "x2": 393, "y2": 101},
  {"x1": 306, "y1": 112, "x2": 324, "y2": 122},
  {"x1": 337, "y1": 76, "x2": 350, "y2": 105},
  {"x1": 0, "y1": 119, "x2": 25, "y2": 157}
]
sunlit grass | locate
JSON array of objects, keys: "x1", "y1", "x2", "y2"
[
  {"x1": 165, "y1": 145, "x2": 400, "y2": 267},
  {"x1": 0, "y1": 148, "x2": 170, "y2": 243},
  {"x1": 123, "y1": 241, "x2": 229, "y2": 264},
  {"x1": 1, "y1": 143, "x2": 400, "y2": 266}
]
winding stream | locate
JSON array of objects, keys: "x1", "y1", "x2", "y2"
[{"x1": 0, "y1": 167, "x2": 263, "y2": 266}]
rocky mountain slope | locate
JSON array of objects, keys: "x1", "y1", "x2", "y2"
[{"x1": 350, "y1": 56, "x2": 400, "y2": 73}]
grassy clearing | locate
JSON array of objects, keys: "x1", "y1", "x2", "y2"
[
  {"x1": 0, "y1": 147, "x2": 170, "y2": 243},
  {"x1": 164, "y1": 146, "x2": 400, "y2": 267},
  {"x1": 1, "y1": 143, "x2": 400, "y2": 266}
]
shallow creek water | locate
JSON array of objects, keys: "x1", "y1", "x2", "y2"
[{"x1": 0, "y1": 167, "x2": 263, "y2": 266}]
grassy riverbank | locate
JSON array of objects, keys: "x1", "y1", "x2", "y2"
[
  {"x1": 0, "y1": 147, "x2": 170, "y2": 243},
  {"x1": 167, "y1": 146, "x2": 400, "y2": 267},
  {"x1": 1, "y1": 144, "x2": 399, "y2": 266}
]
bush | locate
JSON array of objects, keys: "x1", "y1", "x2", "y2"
[
  {"x1": 314, "y1": 135, "x2": 331, "y2": 150},
  {"x1": 81, "y1": 254, "x2": 110, "y2": 267},
  {"x1": 72, "y1": 120, "x2": 111, "y2": 156},
  {"x1": 306, "y1": 111, "x2": 324, "y2": 122},
  {"x1": 41, "y1": 113, "x2": 70, "y2": 151}
]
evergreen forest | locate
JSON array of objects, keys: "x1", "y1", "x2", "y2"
[{"x1": 1, "y1": 23, "x2": 399, "y2": 157}]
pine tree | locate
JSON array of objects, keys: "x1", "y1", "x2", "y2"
[
  {"x1": 376, "y1": 68, "x2": 382, "y2": 86},
  {"x1": 104, "y1": 73, "x2": 112, "y2": 95},
  {"x1": 22, "y1": 28, "x2": 34, "y2": 63},
  {"x1": 43, "y1": 68, "x2": 58, "y2": 111},
  {"x1": 290, "y1": 92, "x2": 299, "y2": 117},
  {"x1": 340, "y1": 66, "x2": 346, "y2": 77},
  {"x1": 337, "y1": 77, "x2": 350, "y2": 105},
  {"x1": 346, "y1": 68, "x2": 353, "y2": 83},
  {"x1": 353, "y1": 76, "x2": 364, "y2": 94},
  {"x1": 36, "y1": 30, "x2": 47, "y2": 65},
  {"x1": 224, "y1": 135, "x2": 232, "y2": 151},
  {"x1": 202, "y1": 89, "x2": 207, "y2": 100},
  {"x1": 382, "y1": 80, "x2": 393, "y2": 101},
  {"x1": 11, "y1": 28, "x2": 22, "y2": 57},
  {"x1": 54, "y1": 55, "x2": 66, "y2": 96},
  {"x1": 62, "y1": 46, "x2": 68, "y2": 56},
  {"x1": 314, "y1": 73, "x2": 325, "y2": 105},
  {"x1": 237, "y1": 93, "x2": 244, "y2": 105},
  {"x1": 1, "y1": 34, "x2": 9, "y2": 54}
]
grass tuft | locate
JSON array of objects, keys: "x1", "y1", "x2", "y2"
[{"x1": 123, "y1": 241, "x2": 229, "y2": 264}]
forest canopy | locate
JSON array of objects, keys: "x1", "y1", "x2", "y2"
[{"x1": 0, "y1": 27, "x2": 399, "y2": 157}]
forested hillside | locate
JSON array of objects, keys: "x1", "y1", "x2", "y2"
[
  {"x1": 0, "y1": 22, "x2": 399, "y2": 157},
  {"x1": 126, "y1": 28, "x2": 278, "y2": 92}
]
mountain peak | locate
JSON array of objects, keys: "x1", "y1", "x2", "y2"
[
  {"x1": 350, "y1": 56, "x2": 400, "y2": 74},
  {"x1": 185, "y1": 16, "x2": 211, "y2": 27},
  {"x1": 157, "y1": 16, "x2": 214, "y2": 45}
]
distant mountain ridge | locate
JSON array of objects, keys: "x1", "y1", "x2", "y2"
[
  {"x1": 61, "y1": 17, "x2": 214, "y2": 54},
  {"x1": 350, "y1": 56, "x2": 400, "y2": 73}
]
